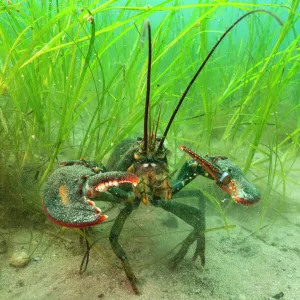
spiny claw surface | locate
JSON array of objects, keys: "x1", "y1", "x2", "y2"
[
  {"x1": 180, "y1": 145, "x2": 260, "y2": 205},
  {"x1": 43, "y1": 165, "x2": 138, "y2": 228}
]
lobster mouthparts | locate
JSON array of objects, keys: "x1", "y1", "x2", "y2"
[
  {"x1": 180, "y1": 146, "x2": 260, "y2": 205},
  {"x1": 43, "y1": 166, "x2": 139, "y2": 228}
]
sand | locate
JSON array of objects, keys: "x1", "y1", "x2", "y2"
[{"x1": 1, "y1": 185, "x2": 299, "y2": 300}]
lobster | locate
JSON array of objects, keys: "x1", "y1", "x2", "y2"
[{"x1": 43, "y1": 10, "x2": 282, "y2": 295}]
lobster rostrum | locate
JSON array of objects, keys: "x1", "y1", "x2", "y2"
[{"x1": 43, "y1": 10, "x2": 282, "y2": 295}]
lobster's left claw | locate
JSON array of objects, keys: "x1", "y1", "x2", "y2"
[
  {"x1": 43, "y1": 165, "x2": 139, "y2": 228},
  {"x1": 180, "y1": 146, "x2": 260, "y2": 205}
]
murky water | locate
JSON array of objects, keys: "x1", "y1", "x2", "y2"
[{"x1": 1, "y1": 1, "x2": 299, "y2": 299}]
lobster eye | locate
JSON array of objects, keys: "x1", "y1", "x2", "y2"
[
  {"x1": 154, "y1": 149, "x2": 165, "y2": 159},
  {"x1": 134, "y1": 149, "x2": 146, "y2": 160},
  {"x1": 134, "y1": 152, "x2": 141, "y2": 160},
  {"x1": 136, "y1": 137, "x2": 145, "y2": 146}
]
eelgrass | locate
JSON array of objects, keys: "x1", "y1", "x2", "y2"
[{"x1": 0, "y1": 0, "x2": 299, "y2": 225}]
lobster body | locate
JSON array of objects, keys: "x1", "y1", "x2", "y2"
[{"x1": 106, "y1": 138, "x2": 172, "y2": 204}]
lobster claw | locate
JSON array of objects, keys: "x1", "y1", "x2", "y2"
[
  {"x1": 180, "y1": 146, "x2": 260, "y2": 205},
  {"x1": 43, "y1": 165, "x2": 138, "y2": 228}
]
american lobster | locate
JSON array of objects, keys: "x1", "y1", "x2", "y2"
[{"x1": 43, "y1": 10, "x2": 282, "y2": 295}]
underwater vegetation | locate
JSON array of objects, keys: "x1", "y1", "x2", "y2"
[
  {"x1": 41, "y1": 12, "x2": 273, "y2": 293},
  {"x1": 0, "y1": 0, "x2": 299, "y2": 296},
  {"x1": 0, "y1": 0, "x2": 299, "y2": 222}
]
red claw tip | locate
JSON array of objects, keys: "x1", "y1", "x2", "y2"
[
  {"x1": 132, "y1": 178, "x2": 139, "y2": 187},
  {"x1": 233, "y1": 197, "x2": 258, "y2": 206},
  {"x1": 100, "y1": 215, "x2": 108, "y2": 223}
]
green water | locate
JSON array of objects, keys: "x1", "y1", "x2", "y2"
[{"x1": 0, "y1": 1, "x2": 299, "y2": 299}]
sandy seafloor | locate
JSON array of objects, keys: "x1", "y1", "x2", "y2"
[{"x1": 1, "y1": 171, "x2": 299, "y2": 300}]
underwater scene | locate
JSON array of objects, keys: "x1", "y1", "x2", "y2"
[{"x1": 0, "y1": 0, "x2": 299, "y2": 299}]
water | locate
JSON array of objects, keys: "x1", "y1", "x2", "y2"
[{"x1": 0, "y1": 1, "x2": 299, "y2": 299}]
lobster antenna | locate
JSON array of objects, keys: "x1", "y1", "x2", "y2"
[
  {"x1": 141, "y1": 19, "x2": 152, "y2": 152},
  {"x1": 154, "y1": 103, "x2": 163, "y2": 142},
  {"x1": 157, "y1": 9, "x2": 283, "y2": 150}
]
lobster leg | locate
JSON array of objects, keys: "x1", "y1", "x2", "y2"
[
  {"x1": 172, "y1": 190, "x2": 206, "y2": 265},
  {"x1": 151, "y1": 196, "x2": 205, "y2": 268},
  {"x1": 109, "y1": 200, "x2": 141, "y2": 295},
  {"x1": 150, "y1": 160, "x2": 207, "y2": 268},
  {"x1": 171, "y1": 161, "x2": 207, "y2": 266}
]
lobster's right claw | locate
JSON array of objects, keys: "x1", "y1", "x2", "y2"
[
  {"x1": 43, "y1": 165, "x2": 138, "y2": 228},
  {"x1": 180, "y1": 146, "x2": 260, "y2": 205}
]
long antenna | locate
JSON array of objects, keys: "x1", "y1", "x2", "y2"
[
  {"x1": 141, "y1": 19, "x2": 152, "y2": 153},
  {"x1": 157, "y1": 9, "x2": 283, "y2": 150},
  {"x1": 154, "y1": 103, "x2": 163, "y2": 141}
]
